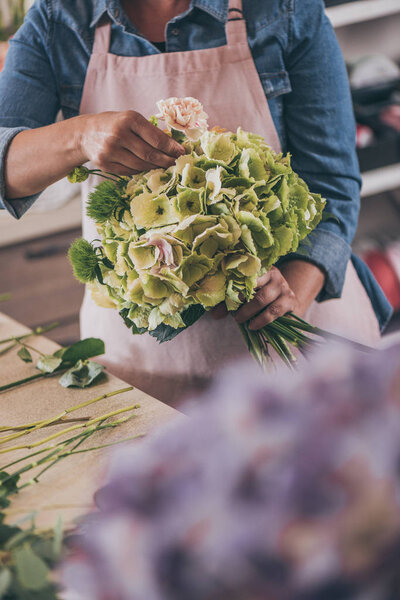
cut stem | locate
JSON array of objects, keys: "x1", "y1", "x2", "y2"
[
  {"x1": 0, "y1": 386, "x2": 133, "y2": 444},
  {"x1": 0, "y1": 405, "x2": 140, "y2": 454},
  {"x1": 0, "y1": 322, "x2": 59, "y2": 346}
]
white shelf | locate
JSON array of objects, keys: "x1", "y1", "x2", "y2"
[
  {"x1": 361, "y1": 163, "x2": 400, "y2": 198},
  {"x1": 0, "y1": 194, "x2": 81, "y2": 247},
  {"x1": 326, "y1": 0, "x2": 400, "y2": 28}
]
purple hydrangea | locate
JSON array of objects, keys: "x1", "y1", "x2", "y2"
[{"x1": 62, "y1": 342, "x2": 400, "y2": 600}]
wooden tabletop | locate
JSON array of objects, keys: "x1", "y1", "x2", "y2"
[{"x1": 0, "y1": 312, "x2": 178, "y2": 529}]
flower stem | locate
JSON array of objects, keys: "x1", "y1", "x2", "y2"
[
  {"x1": 0, "y1": 372, "x2": 50, "y2": 393},
  {"x1": 0, "y1": 405, "x2": 140, "y2": 455},
  {"x1": 0, "y1": 322, "x2": 59, "y2": 346}
]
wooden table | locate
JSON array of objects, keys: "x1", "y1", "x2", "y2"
[{"x1": 0, "y1": 312, "x2": 178, "y2": 529}]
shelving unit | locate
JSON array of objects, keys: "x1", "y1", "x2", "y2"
[
  {"x1": 325, "y1": 1, "x2": 400, "y2": 199},
  {"x1": 361, "y1": 164, "x2": 400, "y2": 198},
  {"x1": 326, "y1": 0, "x2": 400, "y2": 28}
]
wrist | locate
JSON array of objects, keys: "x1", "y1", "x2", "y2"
[{"x1": 70, "y1": 114, "x2": 92, "y2": 165}]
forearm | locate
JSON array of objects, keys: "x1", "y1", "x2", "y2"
[
  {"x1": 278, "y1": 260, "x2": 325, "y2": 316},
  {"x1": 5, "y1": 115, "x2": 88, "y2": 199}
]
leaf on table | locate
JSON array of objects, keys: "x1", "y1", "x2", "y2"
[
  {"x1": 0, "y1": 524, "x2": 21, "y2": 547},
  {"x1": 14, "y1": 544, "x2": 49, "y2": 591},
  {"x1": 59, "y1": 360, "x2": 104, "y2": 389},
  {"x1": 0, "y1": 568, "x2": 11, "y2": 597},
  {"x1": 52, "y1": 516, "x2": 63, "y2": 559},
  {"x1": 37, "y1": 355, "x2": 63, "y2": 374},
  {"x1": 61, "y1": 338, "x2": 105, "y2": 365},
  {"x1": 0, "y1": 472, "x2": 20, "y2": 509},
  {"x1": 17, "y1": 347, "x2": 33, "y2": 363}
]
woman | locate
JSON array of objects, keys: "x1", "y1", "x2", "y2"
[{"x1": 0, "y1": 0, "x2": 392, "y2": 404}]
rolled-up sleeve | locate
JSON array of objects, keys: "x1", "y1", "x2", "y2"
[
  {"x1": 283, "y1": 0, "x2": 361, "y2": 301},
  {"x1": 0, "y1": 1, "x2": 59, "y2": 219}
]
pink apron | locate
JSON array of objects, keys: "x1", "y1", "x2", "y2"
[{"x1": 79, "y1": 0, "x2": 380, "y2": 406}]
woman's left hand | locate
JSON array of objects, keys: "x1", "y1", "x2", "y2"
[
  {"x1": 234, "y1": 267, "x2": 299, "y2": 330},
  {"x1": 211, "y1": 260, "x2": 325, "y2": 330}
]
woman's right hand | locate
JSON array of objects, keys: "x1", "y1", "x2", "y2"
[{"x1": 79, "y1": 110, "x2": 186, "y2": 175}]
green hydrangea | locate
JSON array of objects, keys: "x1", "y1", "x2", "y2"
[{"x1": 70, "y1": 128, "x2": 325, "y2": 333}]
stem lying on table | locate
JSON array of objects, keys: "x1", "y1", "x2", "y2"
[
  {"x1": 0, "y1": 386, "x2": 133, "y2": 444},
  {"x1": 0, "y1": 322, "x2": 59, "y2": 346},
  {"x1": 1, "y1": 418, "x2": 136, "y2": 472},
  {"x1": 0, "y1": 372, "x2": 53, "y2": 393},
  {"x1": 0, "y1": 404, "x2": 140, "y2": 455}
]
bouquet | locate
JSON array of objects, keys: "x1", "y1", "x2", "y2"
[{"x1": 68, "y1": 97, "x2": 353, "y2": 368}]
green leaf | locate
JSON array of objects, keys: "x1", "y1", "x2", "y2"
[
  {"x1": 67, "y1": 165, "x2": 90, "y2": 183},
  {"x1": 0, "y1": 524, "x2": 21, "y2": 546},
  {"x1": 52, "y1": 517, "x2": 63, "y2": 559},
  {"x1": 36, "y1": 355, "x2": 63, "y2": 374},
  {"x1": 119, "y1": 309, "x2": 147, "y2": 335},
  {"x1": 59, "y1": 360, "x2": 104, "y2": 388},
  {"x1": 14, "y1": 544, "x2": 49, "y2": 591},
  {"x1": 0, "y1": 568, "x2": 11, "y2": 597},
  {"x1": 148, "y1": 304, "x2": 206, "y2": 343},
  {"x1": 61, "y1": 338, "x2": 105, "y2": 365},
  {"x1": 17, "y1": 347, "x2": 33, "y2": 363},
  {"x1": 0, "y1": 472, "x2": 20, "y2": 509}
]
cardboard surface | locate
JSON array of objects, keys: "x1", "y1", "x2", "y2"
[{"x1": 0, "y1": 312, "x2": 178, "y2": 529}]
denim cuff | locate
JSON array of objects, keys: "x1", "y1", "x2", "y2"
[
  {"x1": 0, "y1": 126, "x2": 40, "y2": 219},
  {"x1": 278, "y1": 228, "x2": 352, "y2": 302}
]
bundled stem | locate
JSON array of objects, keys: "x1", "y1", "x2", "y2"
[{"x1": 242, "y1": 313, "x2": 374, "y2": 370}]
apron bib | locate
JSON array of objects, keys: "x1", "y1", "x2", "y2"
[{"x1": 79, "y1": 0, "x2": 379, "y2": 406}]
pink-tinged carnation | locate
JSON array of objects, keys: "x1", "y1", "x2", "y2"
[{"x1": 156, "y1": 97, "x2": 208, "y2": 141}]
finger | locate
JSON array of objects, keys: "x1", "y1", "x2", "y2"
[
  {"x1": 130, "y1": 112, "x2": 185, "y2": 158},
  {"x1": 121, "y1": 132, "x2": 179, "y2": 170},
  {"x1": 248, "y1": 293, "x2": 297, "y2": 330},
  {"x1": 211, "y1": 304, "x2": 228, "y2": 320},
  {"x1": 234, "y1": 282, "x2": 281, "y2": 324},
  {"x1": 255, "y1": 270, "x2": 273, "y2": 290},
  {"x1": 99, "y1": 161, "x2": 144, "y2": 177},
  {"x1": 99, "y1": 145, "x2": 162, "y2": 173}
]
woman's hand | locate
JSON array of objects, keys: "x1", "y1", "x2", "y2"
[
  {"x1": 212, "y1": 261, "x2": 325, "y2": 330},
  {"x1": 79, "y1": 110, "x2": 185, "y2": 175},
  {"x1": 234, "y1": 267, "x2": 299, "y2": 330}
]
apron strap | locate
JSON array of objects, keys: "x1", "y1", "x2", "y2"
[
  {"x1": 92, "y1": 17, "x2": 112, "y2": 55},
  {"x1": 226, "y1": 0, "x2": 247, "y2": 46}
]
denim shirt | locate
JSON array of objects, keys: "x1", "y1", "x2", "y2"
[{"x1": 0, "y1": 0, "x2": 392, "y2": 329}]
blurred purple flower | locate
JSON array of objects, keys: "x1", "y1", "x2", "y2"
[{"x1": 62, "y1": 343, "x2": 400, "y2": 600}]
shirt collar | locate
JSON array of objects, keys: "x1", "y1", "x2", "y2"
[{"x1": 90, "y1": 0, "x2": 229, "y2": 28}]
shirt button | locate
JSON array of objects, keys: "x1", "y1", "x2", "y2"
[{"x1": 171, "y1": 28, "x2": 179, "y2": 36}]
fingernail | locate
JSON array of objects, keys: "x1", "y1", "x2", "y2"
[{"x1": 175, "y1": 145, "x2": 186, "y2": 156}]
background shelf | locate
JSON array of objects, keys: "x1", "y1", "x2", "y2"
[
  {"x1": 361, "y1": 163, "x2": 400, "y2": 198},
  {"x1": 326, "y1": 0, "x2": 400, "y2": 28}
]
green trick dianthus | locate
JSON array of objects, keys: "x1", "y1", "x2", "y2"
[
  {"x1": 87, "y1": 180, "x2": 122, "y2": 224},
  {"x1": 68, "y1": 239, "x2": 99, "y2": 283}
]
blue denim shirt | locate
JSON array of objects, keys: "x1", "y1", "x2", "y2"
[{"x1": 0, "y1": 0, "x2": 392, "y2": 329}]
